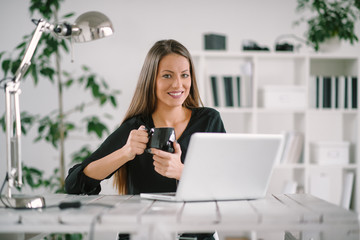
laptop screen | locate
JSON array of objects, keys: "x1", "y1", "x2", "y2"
[{"x1": 175, "y1": 133, "x2": 283, "y2": 201}]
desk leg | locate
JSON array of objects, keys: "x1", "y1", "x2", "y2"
[
  {"x1": 300, "y1": 230, "x2": 321, "y2": 240},
  {"x1": 91, "y1": 231, "x2": 119, "y2": 240},
  {"x1": 300, "y1": 228, "x2": 359, "y2": 240},
  {"x1": 320, "y1": 228, "x2": 359, "y2": 240},
  {"x1": 129, "y1": 225, "x2": 175, "y2": 240},
  {"x1": 0, "y1": 233, "x2": 49, "y2": 240},
  {"x1": 217, "y1": 231, "x2": 257, "y2": 240},
  {"x1": 0, "y1": 233, "x2": 24, "y2": 240}
]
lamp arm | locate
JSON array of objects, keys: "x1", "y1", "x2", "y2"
[
  {"x1": 5, "y1": 18, "x2": 52, "y2": 198},
  {"x1": 13, "y1": 19, "x2": 53, "y2": 83},
  {"x1": 5, "y1": 81, "x2": 22, "y2": 198}
]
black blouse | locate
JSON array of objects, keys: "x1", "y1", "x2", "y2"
[{"x1": 65, "y1": 107, "x2": 225, "y2": 195}]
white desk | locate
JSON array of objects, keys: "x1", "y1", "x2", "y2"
[{"x1": 0, "y1": 194, "x2": 358, "y2": 240}]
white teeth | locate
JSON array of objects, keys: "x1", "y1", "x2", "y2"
[{"x1": 169, "y1": 92, "x2": 182, "y2": 96}]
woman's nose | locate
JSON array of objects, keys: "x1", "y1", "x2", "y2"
[{"x1": 172, "y1": 76, "x2": 181, "y2": 87}]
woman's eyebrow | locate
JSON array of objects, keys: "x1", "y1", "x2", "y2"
[{"x1": 161, "y1": 69, "x2": 189, "y2": 73}]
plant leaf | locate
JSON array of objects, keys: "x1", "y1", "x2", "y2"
[
  {"x1": 82, "y1": 65, "x2": 90, "y2": 71},
  {"x1": 29, "y1": 64, "x2": 39, "y2": 85},
  {"x1": 85, "y1": 116, "x2": 109, "y2": 138},
  {"x1": 62, "y1": 12, "x2": 75, "y2": 19},
  {"x1": 15, "y1": 42, "x2": 27, "y2": 50},
  {"x1": 110, "y1": 95, "x2": 117, "y2": 107},
  {"x1": 0, "y1": 51, "x2": 5, "y2": 61},
  {"x1": 2, "y1": 59, "x2": 11, "y2": 76},
  {"x1": 60, "y1": 39, "x2": 69, "y2": 53}
]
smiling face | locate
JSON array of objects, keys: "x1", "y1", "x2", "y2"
[{"x1": 155, "y1": 53, "x2": 191, "y2": 110}]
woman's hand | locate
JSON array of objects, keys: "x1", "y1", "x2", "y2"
[
  {"x1": 123, "y1": 125, "x2": 149, "y2": 160},
  {"x1": 151, "y1": 142, "x2": 183, "y2": 180}
]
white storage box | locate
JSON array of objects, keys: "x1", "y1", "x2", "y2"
[
  {"x1": 311, "y1": 141, "x2": 350, "y2": 165},
  {"x1": 262, "y1": 85, "x2": 306, "y2": 109}
]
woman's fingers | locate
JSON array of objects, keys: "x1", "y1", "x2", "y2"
[
  {"x1": 125, "y1": 125, "x2": 148, "y2": 159},
  {"x1": 151, "y1": 142, "x2": 183, "y2": 179}
]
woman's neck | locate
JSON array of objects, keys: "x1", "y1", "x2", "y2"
[{"x1": 152, "y1": 106, "x2": 191, "y2": 127}]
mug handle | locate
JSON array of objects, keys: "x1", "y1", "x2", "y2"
[{"x1": 145, "y1": 127, "x2": 154, "y2": 154}]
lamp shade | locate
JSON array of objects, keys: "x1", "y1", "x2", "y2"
[{"x1": 72, "y1": 11, "x2": 114, "y2": 43}]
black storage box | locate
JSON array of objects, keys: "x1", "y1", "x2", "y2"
[{"x1": 204, "y1": 34, "x2": 226, "y2": 50}]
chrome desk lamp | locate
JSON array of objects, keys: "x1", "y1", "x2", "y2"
[{"x1": 3, "y1": 11, "x2": 114, "y2": 209}]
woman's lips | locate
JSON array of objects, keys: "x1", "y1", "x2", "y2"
[{"x1": 168, "y1": 91, "x2": 183, "y2": 98}]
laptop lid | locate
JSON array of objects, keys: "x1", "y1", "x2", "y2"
[{"x1": 141, "y1": 133, "x2": 283, "y2": 202}]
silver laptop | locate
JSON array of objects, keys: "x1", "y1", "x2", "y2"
[{"x1": 140, "y1": 133, "x2": 283, "y2": 202}]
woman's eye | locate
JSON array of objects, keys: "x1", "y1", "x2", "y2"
[
  {"x1": 163, "y1": 74, "x2": 171, "y2": 79},
  {"x1": 182, "y1": 74, "x2": 190, "y2": 78}
]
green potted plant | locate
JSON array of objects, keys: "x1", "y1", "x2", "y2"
[{"x1": 295, "y1": 0, "x2": 360, "y2": 52}]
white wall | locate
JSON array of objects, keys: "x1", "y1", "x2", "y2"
[{"x1": 0, "y1": 0, "x2": 359, "y2": 194}]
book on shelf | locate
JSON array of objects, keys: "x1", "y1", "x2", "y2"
[
  {"x1": 340, "y1": 171, "x2": 355, "y2": 210},
  {"x1": 343, "y1": 77, "x2": 349, "y2": 108},
  {"x1": 345, "y1": 76, "x2": 349, "y2": 108},
  {"x1": 223, "y1": 76, "x2": 234, "y2": 107},
  {"x1": 208, "y1": 74, "x2": 252, "y2": 108},
  {"x1": 319, "y1": 76, "x2": 323, "y2": 108},
  {"x1": 278, "y1": 131, "x2": 304, "y2": 164},
  {"x1": 338, "y1": 75, "x2": 348, "y2": 109},
  {"x1": 310, "y1": 75, "x2": 319, "y2": 108},
  {"x1": 282, "y1": 180, "x2": 298, "y2": 194},
  {"x1": 236, "y1": 76, "x2": 241, "y2": 107},
  {"x1": 322, "y1": 76, "x2": 332, "y2": 108},
  {"x1": 208, "y1": 75, "x2": 225, "y2": 107},
  {"x1": 351, "y1": 76, "x2": 357, "y2": 109},
  {"x1": 210, "y1": 76, "x2": 219, "y2": 107},
  {"x1": 312, "y1": 75, "x2": 358, "y2": 110},
  {"x1": 334, "y1": 76, "x2": 339, "y2": 108}
]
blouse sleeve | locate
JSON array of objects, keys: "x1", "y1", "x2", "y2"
[
  {"x1": 64, "y1": 118, "x2": 138, "y2": 195},
  {"x1": 207, "y1": 108, "x2": 226, "y2": 133},
  {"x1": 65, "y1": 163, "x2": 102, "y2": 195}
]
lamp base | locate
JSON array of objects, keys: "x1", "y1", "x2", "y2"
[{"x1": 7, "y1": 194, "x2": 46, "y2": 209}]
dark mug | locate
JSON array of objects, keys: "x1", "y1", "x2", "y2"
[{"x1": 146, "y1": 127, "x2": 176, "y2": 153}]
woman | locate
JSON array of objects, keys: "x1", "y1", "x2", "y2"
[
  {"x1": 65, "y1": 39, "x2": 225, "y2": 196},
  {"x1": 65, "y1": 39, "x2": 225, "y2": 240}
]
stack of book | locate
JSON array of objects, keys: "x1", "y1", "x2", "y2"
[
  {"x1": 278, "y1": 131, "x2": 304, "y2": 164},
  {"x1": 209, "y1": 74, "x2": 252, "y2": 108},
  {"x1": 310, "y1": 75, "x2": 358, "y2": 109}
]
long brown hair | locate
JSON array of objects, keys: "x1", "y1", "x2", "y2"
[{"x1": 113, "y1": 39, "x2": 203, "y2": 194}]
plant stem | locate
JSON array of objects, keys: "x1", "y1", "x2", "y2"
[
  {"x1": 54, "y1": 11, "x2": 65, "y2": 189},
  {"x1": 62, "y1": 100, "x2": 99, "y2": 118}
]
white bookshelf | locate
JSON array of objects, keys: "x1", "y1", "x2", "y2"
[{"x1": 192, "y1": 51, "x2": 360, "y2": 212}]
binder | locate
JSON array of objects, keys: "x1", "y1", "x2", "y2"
[
  {"x1": 334, "y1": 76, "x2": 339, "y2": 108},
  {"x1": 344, "y1": 76, "x2": 348, "y2": 109},
  {"x1": 351, "y1": 76, "x2": 357, "y2": 109},
  {"x1": 340, "y1": 171, "x2": 354, "y2": 210},
  {"x1": 223, "y1": 76, "x2": 234, "y2": 107},
  {"x1": 322, "y1": 76, "x2": 332, "y2": 108},
  {"x1": 236, "y1": 75, "x2": 241, "y2": 107},
  {"x1": 210, "y1": 76, "x2": 219, "y2": 107}
]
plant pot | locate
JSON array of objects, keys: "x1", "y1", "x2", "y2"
[{"x1": 318, "y1": 37, "x2": 341, "y2": 52}]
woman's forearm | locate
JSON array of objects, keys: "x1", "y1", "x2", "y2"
[{"x1": 83, "y1": 147, "x2": 130, "y2": 180}]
